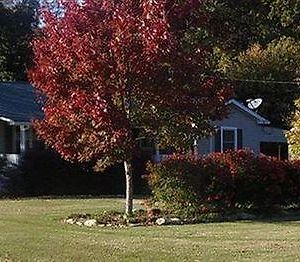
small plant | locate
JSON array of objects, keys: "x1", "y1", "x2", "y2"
[
  {"x1": 96, "y1": 211, "x2": 127, "y2": 225},
  {"x1": 65, "y1": 208, "x2": 163, "y2": 227}
]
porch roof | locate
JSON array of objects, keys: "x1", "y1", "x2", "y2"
[{"x1": 0, "y1": 82, "x2": 43, "y2": 125}]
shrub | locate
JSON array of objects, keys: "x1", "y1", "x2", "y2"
[
  {"x1": 146, "y1": 150, "x2": 300, "y2": 218},
  {"x1": 147, "y1": 156, "x2": 200, "y2": 217},
  {"x1": 0, "y1": 157, "x2": 8, "y2": 194},
  {"x1": 0, "y1": 157, "x2": 24, "y2": 197}
]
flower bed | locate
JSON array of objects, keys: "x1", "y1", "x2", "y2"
[{"x1": 63, "y1": 208, "x2": 263, "y2": 227}]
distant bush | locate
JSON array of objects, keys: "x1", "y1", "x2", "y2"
[
  {"x1": 146, "y1": 150, "x2": 300, "y2": 217},
  {"x1": 0, "y1": 157, "x2": 10, "y2": 195},
  {"x1": 0, "y1": 157, "x2": 24, "y2": 197},
  {"x1": 20, "y1": 149, "x2": 149, "y2": 197},
  {"x1": 0, "y1": 148, "x2": 150, "y2": 198}
]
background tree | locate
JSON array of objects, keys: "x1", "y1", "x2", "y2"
[
  {"x1": 188, "y1": 0, "x2": 300, "y2": 129},
  {"x1": 196, "y1": 0, "x2": 300, "y2": 53},
  {"x1": 30, "y1": 0, "x2": 232, "y2": 215},
  {"x1": 267, "y1": 0, "x2": 300, "y2": 35},
  {"x1": 287, "y1": 98, "x2": 300, "y2": 158},
  {"x1": 200, "y1": 0, "x2": 272, "y2": 51},
  {"x1": 219, "y1": 37, "x2": 300, "y2": 128},
  {"x1": 0, "y1": 0, "x2": 38, "y2": 81}
]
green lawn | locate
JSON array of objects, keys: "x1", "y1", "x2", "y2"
[{"x1": 1, "y1": 198, "x2": 300, "y2": 261}]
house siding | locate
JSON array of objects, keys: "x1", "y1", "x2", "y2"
[
  {"x1": 198, "y1": 137, "x2": 212, "y2": 155},
  {"x1": 197, "y1": 104, "x2": 287, "y2": 155}
]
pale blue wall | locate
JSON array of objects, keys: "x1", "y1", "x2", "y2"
[{"x1": 197, "y1": 104, "x2": 287, "y2": 155}]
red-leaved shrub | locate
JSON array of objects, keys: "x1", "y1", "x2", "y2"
[{"x1": 146, "y1": 150, "x2": 300, "y2": 217}]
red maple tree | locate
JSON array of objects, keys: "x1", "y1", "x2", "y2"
[{"x1": 30, "y1": 0, "x2": 232, "y2": 215}]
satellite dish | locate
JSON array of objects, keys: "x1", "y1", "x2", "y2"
[{"x1": 246, "y1": 98, "x2": 263, "y2": 110}]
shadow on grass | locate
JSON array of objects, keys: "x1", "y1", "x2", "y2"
[
  {"x1": 0, "y1": 194, "x2": 149, "y2": 200},
  {"x1": 231, "y1": 209, "x2": 300, "y2": 224}
]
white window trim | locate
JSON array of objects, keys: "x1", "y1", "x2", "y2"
[{"x1": 220, "y1": 126, "x2": 238, "y2": 153}]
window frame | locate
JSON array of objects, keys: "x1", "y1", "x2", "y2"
[{"x1": 220, "y1": 126, "x2": 238, "y2": 153}]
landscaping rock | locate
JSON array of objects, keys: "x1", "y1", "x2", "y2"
[
  {"x1": 156, "y1": 218, "x2": 167, "y2": 225},
  {"x1": 84, "y1": 219, "x2": 97, "y2": 227},
  {"x1": 170, "y1": 218, "x2": 181, "y2": 225},
  {"x1": 75, "y1": 218, "x2": 86, "y2": 226},
  {"x1": 128, "y1": 223, "x2": 142, "y2": 227},
  {"x1": 65, "y1": 218, "x2": 75, "y2": 225}
]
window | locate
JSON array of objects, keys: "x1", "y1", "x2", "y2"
[
  {"x1": 215, "y1": 127, "x2": 243, "y2": 152},
  {"x1": 222, "y1": 129, "x2": 236, "y2": 151},
  {"x1": 260, "y1": 142, "x2": 288, "y2": 160},
  {"x1": 4, "y1": 125, "x2": 32, "y2": 154},
  {"x1": 4, "y1": 124, "x2": 13, "y2": 154}
]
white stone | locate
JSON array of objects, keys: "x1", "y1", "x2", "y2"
[
  {"x1": 76, "y1": 221, "x2": 83, "y2": 226},
  {"x1": 84, "y1": 219, "x2": 97, "y2": 227},
  {"x1": 129, "y1": 223, "x2": 142, "y2": 227},
  {"x1": 66, "y1": 218, "x2": 74, "y2": 224},
  {"x1": 156, "y1": 218, "x2": 166, "y2": 225}
]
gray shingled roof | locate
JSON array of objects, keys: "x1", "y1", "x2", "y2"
[{"x1": 0, "y1": 82, "x2": 43, "y2": 124}]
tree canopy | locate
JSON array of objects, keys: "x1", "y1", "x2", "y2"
[
  {"x1": 219, "y1": 37, "x2": 300, "y2": 128},
  {"x1": 287, "y1": 98, "x2": 300, "y2": 158},
  {"x1": 0, "y1": 0, "x2": 38, "y2": 81},
  {"x1": 30, "y1": 0, "x2": 232, "y2": 170}
]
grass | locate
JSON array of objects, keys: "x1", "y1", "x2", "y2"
[{"x1": 1, "y1": 198, "x2": 300, "y2": 261}]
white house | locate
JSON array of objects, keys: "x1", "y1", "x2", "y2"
[{"x1": 0, "y1": 82, "x2": 43, "y2": 164}]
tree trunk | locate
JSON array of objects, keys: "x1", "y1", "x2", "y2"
[{"x1": 124, "y1": 160, "x2": 133, "y2": 216}]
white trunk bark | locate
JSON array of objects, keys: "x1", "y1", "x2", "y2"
[{"x1": 124, "y1": 160, "x2": 133, "y2": 216}]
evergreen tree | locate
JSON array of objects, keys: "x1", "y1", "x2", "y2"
[{"x1": 0, "y1": 0, "x2": 38, "y2": 81}]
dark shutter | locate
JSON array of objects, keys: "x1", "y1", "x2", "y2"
[
  {"x1": 215, "y1": 129, "x2": 221, "y2": 152},
  {"x1": 237, "y1": 129, "x2": 243, "y2": 150},
  {"x1": 4, "y1": 125, "x2": 13, "y2": 153}
]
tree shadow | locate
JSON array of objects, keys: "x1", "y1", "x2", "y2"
[{"x1": 234, "y1": 209, "x2": 300, "y2": 224}]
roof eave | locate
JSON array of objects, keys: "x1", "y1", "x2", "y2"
[
  {"x1": 0, "y1": 116, "x2": 14, "y2": 124},
  {"x1": 227, "y1": 99, "x2": 271, "y2": 126},
  {"x1": 13, "y1": 121, "x2": 32, "y2": 126},
  {"x1": 258, "y1": 120, "x2": 271, "y2": 125},
  {"x1": 0, "y1": 116, "x2": 31, "y2": 126}
]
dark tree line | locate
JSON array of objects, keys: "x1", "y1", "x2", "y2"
[{"x1": 0, "y1": 0, "x2": 38, "y2": 81}]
